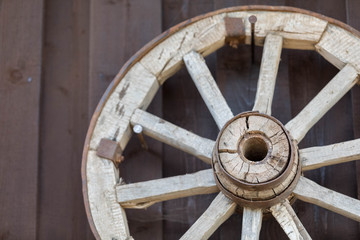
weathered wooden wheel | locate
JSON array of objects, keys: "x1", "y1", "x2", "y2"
[{"x1": 82, "y1": 6, "x2": 360, "y2": 240}]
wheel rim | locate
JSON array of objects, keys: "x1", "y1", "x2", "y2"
[{"x1": 82, "y1": 5, "x2": 360, "y2": 240}]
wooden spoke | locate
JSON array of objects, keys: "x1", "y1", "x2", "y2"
[
  {"x1": 301, "y1": 138, "x2": 360, "y2": 171},
  {"x1": 293, "y1": 176, "x2": 360, "y2": 222},
  {"x1": 285, "y1": 64, "x2": 358, "y2": 142},
  {"x1": 116, "y1": 169, "x2": 218, "y2": 209},
  {"x1": 253, "y1": 34, "x2": 283, "y2": 115},
  {"x1": 241, "y1": 208, "x2": 263, "y2": 240},
  {"x1": 180, "y1": 192, "x2": 236, "y2": 240},
  {"x1": 270, "y1": 199, "x2": 311, "y2": 240},
  {"x1": 183, "y1": 51, "x2": 234, "y2": 129},
  {"x1": 131, "y1": 109, "x2": 214, "y2": 164}
]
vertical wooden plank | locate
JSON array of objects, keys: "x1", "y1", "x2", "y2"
[
  {"x1": 161, "y1": 1, "x2": 218, "y2": 239},
  {"x1": 213, "y1": 1, "x2": 289, "y2": 239},
  {"x1": 0, "y1": 0, "x2": 44, "y2": 239},
  {"x1": 286, "y1": 1, "x2": 359, "y2": 239},
  {"x1": 89, "y1": 0, "x2": 162, "y2": 239},
  {"x1": 345, "y1": 0, "x2": 360, "y2": 232},
  {"x1": 89, "y1": 0, "x2": 161, "y2": 114},
  {"x1": 38, "y1": 0, "x2": 93, "y2": 239}
]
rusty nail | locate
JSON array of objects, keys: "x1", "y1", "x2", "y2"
[
  {"x1": 133, "y1": 124, "x2": 148, "y2": 150},
  {"x1": 249, "y1": 15, "x2": 257, "y2": 64},
  {"x1": 115, "y1": 155, "x2": 124, "y2": 165}
]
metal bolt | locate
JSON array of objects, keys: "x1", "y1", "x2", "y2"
[
  {"x1": 133, "y1": 125, "x2": 148, "y2": 150},
  {"x1": 249, "y1": 15, "x2": 257, "y2": 64}
]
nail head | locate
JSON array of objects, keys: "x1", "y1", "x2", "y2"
[
  {"x1": 249, "y1": 15, "x2": 257, "y2": 24},
  {"x1": 133, "y1": 124, "x2": 143, "y2": 134}
]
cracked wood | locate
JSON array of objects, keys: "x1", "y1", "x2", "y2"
[
  {"x1": 130, "y1": 109, "x2": 214, "y2": 164},
  {"x1": 300, "y1": 138, "x2": 360, "y2": 171},
  {"x1": 180, "y1": 193, "x2": 236, "y2": 240},
  {"x1": 241, "y1": 208, "x2": 263, "y2": 240},
  {"x1": 294, "y1": 176, "x2": 360, "y2": 222},
  {"x1": 270, "y1": 199, "x2": 311, "y2": 240},
  {"x1": 253, "y1": 34, "x2": 283, "y2": 115},
  {"x1": 116, "y1": 169, "x2": 218, "y2": 208},
  {"x1": 285, "y1": 64, "x2": 359, "y2": 142},
  {"x1": 184, "y1": 51, "x2": 234, "y2": 129}
]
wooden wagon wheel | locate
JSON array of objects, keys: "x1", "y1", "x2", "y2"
[{"x1": 82, "y1": 5, "x2": 360, "y2": 240}]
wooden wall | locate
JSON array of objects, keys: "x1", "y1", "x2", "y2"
[{"x1": 0, "y1": 0, "x2": 360, "y2": 239}]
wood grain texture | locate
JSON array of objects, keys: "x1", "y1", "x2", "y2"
[
  {"x1": 86, "y1": 151, "x2": 132, "y2": 240},
  {"x1": 270, "y1": 200, "x2": 311, "y2": 240},
  {"x1": 130, "y1": 109, "x2": 214, "y2": 164},
  {"x1": 241, "y1": 208, "x2": 263, "y2": 240},
  {"x1": 316, "y1": 23, "x2": 360, "y2": 72},
  {"x1": 300, "y1": 139, "x2": 360, "y2": 171},
  {"x1": 89, "y1": 0, "x2": 162, "y2": 113},
  {"x1": 226, "y1": 10, "x2": 328, "y2": 49},
  {"x1": 116, "y1": 169, "x2": 218, "y2": 208},
  {"x1": 180, "y1": 193, "x2": 236, "y2": 240},
  {"x1": 88, "y1": 1, "x2": 163, "y2": 239},
  {"x1": 89, "y1": 63, "x2": 159, "y2": 150},
  {"x1": 0, "y1": 0, "x2": 43, "y2": 239},
  {"x1": 284, "y1": 3, "x2": 358, "y2": 239},
  {"x1": 3, "y1": 2, "x2": 360, "y2": 240},
  {"x1": 346, "y1": 0, "x2": 360, "y2": 233},
  {"x1": 38, "y1": 0, "x2": 93, "y2": 239},
  {"x1": 286, "y1": 3, "x2": 358, "y2": 238},
  {"x1": 184, "y1": 51, "x2": 234, "y2": 129},
  {"x1": 285, "y1": 64, "x2": 358, "y2": 142},
  {"x1": 218, "y1": 115, "x2": 289, "y2": 184},
  {"x1": 253, "y1": 34, "x2": 283, "y2": 115},
  {"x1": 161, "y1": 2, "x2": 219, "y2": 239},
  {"x1": 294, "y1": 176, "x2": 360, "y2": 222},
  {"x1": 141, "y1": 13, "x2": 226, "y2": 83},
  {"x1": 86, "y1": 45, "x2": 159, "y2": 240}
]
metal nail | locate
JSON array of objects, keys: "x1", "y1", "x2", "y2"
[
  {"x1": 249, "y1": 15, "x2": 257, "y2": 64},
  {"x1": 133, "y1": 124, "x2": 148, "y2": 150}
]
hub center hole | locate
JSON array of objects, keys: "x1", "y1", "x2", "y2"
[{"x1": 241, "y1": 137, "x2": 268, "y2": 162}]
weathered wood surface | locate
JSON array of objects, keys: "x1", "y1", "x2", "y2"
[
  {"x1": 161, "y1": 2, "x2": 220, "y2": 239},
  {"x1": 294, "y1": 176, "x2": 360, "y2": 222},
  {"x1": 89, "y1": 63, "x2": 159, "y2": 150},
  {"x1": 131, "y1": 109, "x2": 214, "y2": 164},
  {"x1": 2, "y1": 2, "x2": 360, "y2": 240},
  {"x1": 85, "y1": 62, "x2": 161, "y2": 239},
  {"x1": 85, "y1": 1, "x2": 162, "y2": 238},
  {"x1": 253, "y1": 34, "x2": 283, "y2": 115},
  {"x1": 316, "y1": 23, "x2": 360, "y2": 72},
  {"x1": 86, "y1": 151, "x2": 132, "y2": 240},
  {"x1": 38, "y1": 0, "x2": 93, "y2": 238},
  {"x1": 180, "y1": 193, "x2": 236, "y2": 240},
  {"x1": 141, "y1": 14, "x2": 226, "y2": 83},
  {"x1": 285, "y1": 64, "x2": 358, "y2": 142},
  {"x1": 218, "y1": 115, "x2": 289, "y2": 184},
  {"x1": 226, "y1": 10, "x2": 327, "y2": 49},
  {"x1": 116, "y1": 169, "x2": 218, "y2": 208},
  {"x1": 301, "y1": 139, "x2": 360, "y2": 171},
  {"x1": 241, "y1": 208, "x2": 263, "y2": 240},
  {"x1": 0, "y1": 1, "x2": 44, "y2": 239},
  {"x1": 184, "y1": 51, "x2": 234, "y2": 128},
  {"x1": 347, "y1": 1, "x2": 360, "y2": 232},
  {"x1": 270, "y1": 200, "x2": 311, "y2": 240}
]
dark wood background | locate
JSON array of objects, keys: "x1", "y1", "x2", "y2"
[{"x1": 1, "y1": 0, "x2": 360, "y2": 239}]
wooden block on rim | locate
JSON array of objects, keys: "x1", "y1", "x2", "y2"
[
  {"x1": 224, "y1": 17, "x2": 245, "y2": 47},
  {"x1": 97, "y1": 138, "x2": 123, "y2": 165}
]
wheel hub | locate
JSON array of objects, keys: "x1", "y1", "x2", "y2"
[{"x1": 212, "y1": 112, "x2": 301, "y2": 208}]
